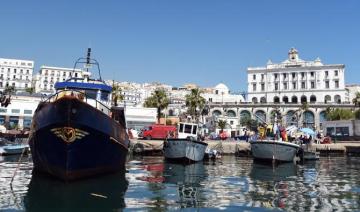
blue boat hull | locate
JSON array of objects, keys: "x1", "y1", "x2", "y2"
[{"x1": 29, "y1": 97, "x2": 129, "y2": 180}]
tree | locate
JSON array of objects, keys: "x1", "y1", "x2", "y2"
[
  {"x1": 25, "y1": 87, "x2": 35, "y2": 95},
  {"x1": 0, "y1": 85, "x2": 15, "y2": 107},
  {"x1": 354, "y1": 109, "x2": 360, "y2": 120},
  {"x1": 352, "y1": 92, "x2": 360, "y2": 107},
  {"x1": 325, "y1": 108, "x2": 354, "y2": 121},
  {"x1": 217, "y1": 119, "x2": 227, "y2": 133},
  {"x1": 111, "y1": 84, "x2": 124, "y2": 107},
  {"x1": 185, "y1": 88, "x2": 206, "y2": 122},
  {"x1": 240, "y1": 116, "x2": 259, "y2": 132},
  {"x1": 144, "y1": 89, "x2": 170, "y2": 124}
]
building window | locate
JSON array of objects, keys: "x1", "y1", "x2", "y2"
[
  {"x1": 292, "y1": 73, "x2": 296, "y2": 79},
  {"x1": 325, "y1": 71, "x2": 328, "y2": 77},
  {"x1": 261, "y1": 83, "x2": 265, "y2": 91},
  {"x1": 311, "y1": 81, "x2": 315, "y2": 89},
  {"x1": 275, "y1": 83, "x2": 279, "y2": 91},
  {"x1": 274, "y1": 74, "x2": 278, "y2": 80},
  {"x1": 75, "y1": 73, "x2": 78, "y2": 78},
  {"x1": 283, "y1": 73, "x2": 287, "y2": 79},
  {"x1": 335, "y1": 70, "x2": 338, "y2": 76},
  {"x1": 301, "y1": 82, "x2": 306, "y2": 89},
  {"x1": 14, "y1": 69, "x2": 17, "y2": 73},
  {"x1": 0, "y1": 109, "x2": 7, "y2": 113},
  {"x1": 13, "y1": 75, "x2": 16, "y2": 79},
  {"x1": 301, "y1": 72, "x2": 305, "y2": 79},
  {"x1": 310, "y1": 72, "x2": 314, "y2": 77},
  {"x1": 253, "y1": 83, "x2": 256, "y2": 91},
  {"x1": 261, "y1": 74, "x2": 264, "y2": 80},
  {"x1": 253, "y1": 74, "x2": 256, "y2": 80},
  {"x1": 335, "y1": 80, "x2": 339, "y2": 88},
  {"x1": 24, "y1": 109, "x2": 32, "y2": 114},
  {"x1": 12, "y1": 82, "x2": 15, "y2": 87},
  {"x1": 25, "y1": 83, "x2": 28, "y2": 88},
  {"x1": 11, "y1": 109, "x2": 20, "y2": 114},
  {"x1": 283, "y1": 82, "x2": 288, "y2": 90},
  {"x1": 26, "y1": 70, "x2": 29, "y2": 74},
  {"x1": 230, "y1": 121, "x2": 234, "y2": 125},
  {"x1": 325, "y1": 81, "x2": 330, "y2": 88}
]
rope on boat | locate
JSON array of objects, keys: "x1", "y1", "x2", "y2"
[{"x1": 10, "y1": 146, "x2": 27, "y2": 190}]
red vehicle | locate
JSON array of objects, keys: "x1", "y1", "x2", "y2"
[{"x1": 140, "y1": 125, "x2": 177, "y2": 140}]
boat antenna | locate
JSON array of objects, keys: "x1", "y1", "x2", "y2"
[{"x1": 72, "y1": 48, "x2": 103, "y2": 81}]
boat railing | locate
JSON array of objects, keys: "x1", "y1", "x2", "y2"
[{"x1": 42, "y1": 90, "x2": 111, "y2": 115}]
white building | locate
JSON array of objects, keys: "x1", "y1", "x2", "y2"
[
  {"x1": 203, "y1": 83, "x2": 245, "y2": 104},
  {"x1": 0, "y1": 58, "x2": 34, "y2": 92},
  {"x1": 34, "y1": 66, "x2": 90, "y2": 94},
  {"x1": 247, "y1": 48, "x2": 347, "y2": 104},
  {"x1": 0, "y1": 94, "x2": 41, "y2": 129}
]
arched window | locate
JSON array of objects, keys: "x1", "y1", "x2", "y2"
[
  {"x1": 212, "y1": 110, "x2": 222, "y2": 117},
  {"x1": 310, "y1": 95, "x2": 316, "y2": 103},
  {"x1": 273, "y1": 96, "x2": 280, "y2": 103},
  {"x1": 286, "y1": 110, "x2": 297, "y2": 126},
  {"x1": 252, "y1": 97, "x2": 258, "y2": 104},
  {"x1": 301, "y1": 95, "x2": 307, "y2": 103},
  {"x1": 260, "y1": 97, "x2": 267, "y2": 103},
  {"x1": 282, "y1": 96, "x2": 289, "y2": 103},
  {"x1": 227, "y1": 110, "x2": 236, "y2": 117},
  {"x1": 240, "y1": 110, "x2": 251, "y2": 124},
  {"x1": 303, "y1": 111, "x2": 315, "y2": 128},
  {"x1": 319, "y1": 111, "x2": 328, "y2": 128},
  {"x1": 292, "y1": 96, "x2": 298, "y2": 103},
  {"x1": 255, "y1": 110, "x2": 266, "y2": 123},
  {"x1": 334, "y1": 95, "x2": 341, "y2": 104},
  {"x1": 324, "y1": 95, "x2": 331, "y2": 103}
]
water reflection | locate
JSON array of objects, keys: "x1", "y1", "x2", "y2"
[
  {"x1": 164, "y1": 162, "x2": 207, "y2": 208},
  {"x1": 248, "y1": 162, "x2": 297, "y2": 209},
  {"x1": 24, "y1": 172, "x2": 128, "y2": 212}
]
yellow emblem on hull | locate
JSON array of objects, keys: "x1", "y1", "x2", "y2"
[{"x1": 51, "y1": 127, "x2": 89, "y2": 143}]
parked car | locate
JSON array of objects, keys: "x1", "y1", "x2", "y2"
[{"x1": 140, "y1": 124, "x2": 177, "y2": 140}]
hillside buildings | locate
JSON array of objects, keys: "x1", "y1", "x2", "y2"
[
  {"x1": 0, "y1": 58, "x2": 34, "y2": 92},
  {"x1": 34, "y1": 66, "x2": 90, "y2": 94}
]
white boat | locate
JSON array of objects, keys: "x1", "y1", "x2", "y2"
[
  {"x1": 0, "y1": 144, "x2": 29, "y2": 156},
  {"x1": 163, "y1": 123, "x2": 208, "y2": 162},
  {"x1": 250, "y1": 140, "x2": 300, "y2": 162}
]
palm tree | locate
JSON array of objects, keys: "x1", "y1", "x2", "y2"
[
  {"x1": 217, "y1": 119, "x2": 227, "y2": 133},
  {"x1": 352, "y1": 92, "x2": 360, "y2": 107},
  {"x1": 185, "y1": 88, "x2": 206, "y2": 122},
  {"x1": 144, "y1": 89, "x2": 170, "y2": 124},
  {"x1": 25, "y1": 87, "x2": 35, "y2": 95},
  {"x1": 111, "y1": 84, "x2": 124, "y2": 106},
  {"x1": 325, "y1": 108, "x2": 354, "y2": 121}
]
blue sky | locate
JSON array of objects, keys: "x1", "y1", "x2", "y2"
[{"x1": 1, "y1": 0, "x2": 359, "y2": 92}]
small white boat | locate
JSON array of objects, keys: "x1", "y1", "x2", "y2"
[
  {"x1": 250, "y1": 140, "x2": 300, "y2": 162},
  {"x1": 163, "y1": 123, "x2": 208, "y2": 162},
  {"x1": 0, "y1": 144, "x2": 29, "y2": 156}
]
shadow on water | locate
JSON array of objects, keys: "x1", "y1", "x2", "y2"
[
  {"x1": 163, "y1": 162, "x2": 208, "y2": 208},
  {"x1": 23, "y1": 171, "x2": 129, "y2": 212}
]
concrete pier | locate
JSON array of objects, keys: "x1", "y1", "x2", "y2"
[{"x1": 130, "y1": 139, "x2": 360, "y2": 156}]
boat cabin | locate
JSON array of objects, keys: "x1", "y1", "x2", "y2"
[
  {"x1": 54, "y1": 80, "x2": 112, "y2": 115},
  {"x1": 178, "y1": 122, "x2": 198, "y2": 139}
]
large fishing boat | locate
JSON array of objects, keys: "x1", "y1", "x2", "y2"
[{"x1": 29, "y1": 49, "x2": 129, "y2": 180}]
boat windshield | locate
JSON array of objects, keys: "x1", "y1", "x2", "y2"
[
  {"x1": 101, "y1": 91, "x2": 110, "y2": 101},
  {"x1": 85, "y1": 90, "x2": 97, "y2": 99}
]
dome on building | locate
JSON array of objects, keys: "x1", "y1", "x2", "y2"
[
  {"x1": 214, "y1": 83, "x2": 229, "y2": 95},
  {"x1": 215, "y1": 83, "x2": 229, "y2": 90}
]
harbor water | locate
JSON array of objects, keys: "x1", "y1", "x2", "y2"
[{"x1": 1, "y1": 155, "x2": 360, "y2": 211}]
